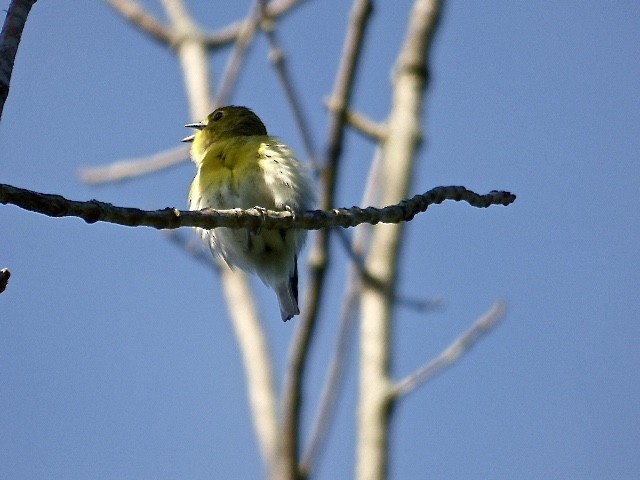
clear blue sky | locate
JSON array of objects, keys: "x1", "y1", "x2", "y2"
[{"x1": 1, "y1": 1, "x2": 639, "y2": 479}]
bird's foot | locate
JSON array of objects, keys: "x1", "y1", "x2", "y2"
[{"x1": 252, "y1": 206, "x2": 269, "y2": 234}]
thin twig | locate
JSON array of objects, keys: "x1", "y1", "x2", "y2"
[
  {"x1": 324, "y1": 97, "x2": 387, "y2": 141},
  {"x1": 202, "y1": 0, "x2": 308, "y2": 49},
  {"x1": 164, "y1": 230, "x2": 218, "y2": 270},
  {"x1": 335, "y1": 229, "x2": 443, "y2": 312},
  {"x1": 0, "y1": 0, "x2": 38, "y2": 119},
  {"x1": 106, "y1": 0, "x2": 178, "y2": 46},
  {"x1": 258, "y1": 0, "x2": 318, "y2": 169},
  {"x1": 299, "y1": 283, "x2": 359, "y2": 477},
  {"x1": 107, "y1": 0, "x2": 308, "y2": 51},
  {"x1": 79, "y1": 145, "x2": 190, "y2": 185},
  {"x1": 216, "y1": 0, "x2": 263, "y2": 106},
  {"x1": 392, "y1": 301, "x2": 507, "y2": 398}
]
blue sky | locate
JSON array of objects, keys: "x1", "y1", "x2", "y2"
[{"x1": 1, "y1": 1, "x2": 639, "y2": 479}]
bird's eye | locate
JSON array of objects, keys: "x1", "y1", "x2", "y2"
[{"x1": 212, "y1": 111, "x2": 224, "y2": 122}]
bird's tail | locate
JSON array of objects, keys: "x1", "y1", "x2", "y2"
[{"x1": 276, "y1": 258, "x2": 300, "y2": 321}]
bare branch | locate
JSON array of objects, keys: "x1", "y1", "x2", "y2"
[
  {"x1": 301, "y1": 143, "x2": 436, "y2": 476},
  {"x1": 106, "y1": 0, "x2": 178, "y2": 46},
  {"x1": 107, "y1": 0, "x2": 308, "y2": 51},
  {"x1": 107, "y1": 0, "x2": 309, "y2": 52},
  {"x1": 258, "y1": 0, "x2": 318, "y2": 168},
  {"x1": 343, "y1": 109, "x2": 387, "y2": 142},
  {"x1": 0, "y1": 182, "x2": 515, "y2": 230},
  {"x1": 335, "y1": 229, "x2": 443, "y2": 312},
  {"x1": 216, "y1": 0, "x2": 262, "y2": 106},
  {"x1": 161, "y1": 0, "x2": 211, "y2": 119},
  {"x1": 79, "y1": 145, "x2": 189, "y2": 185},
  {"x1": 393, "y1": 301, "x2": 506, "y2": 398},
  {"x1": 0, "y1": 0, "x2": 37, "y2": 118},
  {"x1": 300, "y1": 145, "x2": 382, "y2": 477},
  {"x1": 325, "y1": 97, "x2": 387, "y2": 141},
  {"x1": 202, "y1": 0, "x2": 309, "y2": 49},
  {"x1": 263, "y1": 0, "x2": 308, "y2": 18},
  {"x1": 299, "y1": 284, "x2": 358, "y2": 477},
  {"x1": 221, "y1": 267, "x2": 280, "y2": 471},
  {"x1": 0, "y1": 268, "x2": 10, "y2": 294},
  {"x1": 164, "y1": 230, "x2": 218, "y2": 269},
  {"x1": 88, "y1": 1, "x2": 312, "y2": 186},
  {"x1": 357, "y1": 0, "x2": 443, "y2": 478},
  {"x1": 284, "y1": 2, "x2": 375, "y2": 476},
  {"x1": 160, "y1": 2, "x2": 280, "y2": 474},
  {"x1": 322, "y1": 0, "x2": 373, "y2": 175},
  {"x1": 280, "y1": 308, "x2": 315, "y2": 479}
]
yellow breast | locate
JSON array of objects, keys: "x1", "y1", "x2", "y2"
[{"x1": 189, "y1": 136, "x2": 275, "y2": 210}]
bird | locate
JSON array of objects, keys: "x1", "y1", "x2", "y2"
[{"x1": 183, "y1": 105, "x2": 316, "y2": 321}]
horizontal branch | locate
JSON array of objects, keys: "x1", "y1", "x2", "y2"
[
  {"x1": 202, "y1": 0, "x2": 308, "y2": 48},
  {"x1": 79, "y1": 145, "x2": 190, "y2": 185},
  {"x1": 0, "y1": 183, "x2": 516, "y2": 231}
]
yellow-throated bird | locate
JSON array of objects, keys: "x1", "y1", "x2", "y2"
[{"x1": 183, "y1": 106, "x2": 316, "y2": 321}]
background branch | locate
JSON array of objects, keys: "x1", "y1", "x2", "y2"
[
  {"x1": 215, "y1": 0, "x2": 262, "y2": 106},
  {"x1": 84, "y1": 0, "x2": 311, "y2": 187},
  {"x1": 79, "y1": 145, "x2": 189, "y2": 185},
  {"x1": 106, "y1": 0, "x2": 178, "y2": 46},
  {"x1": 159, "y1": 1, "x2": 280, "y2": 475},
  {"x1": 393, "y1": 301, "x2": 506, "y2": 398},
  {"x1": 202, "y1": 0, "x2": 308, "y2": 49},
  {"x1": 0, "y1": 0, "x2": 38, "y2": 118},
  {"x1": 282, "y1": 2, "x2": 374, "y2": 476},
  {"x1": 357, "y1": 1, "x2": 442, "y2": 478},
  {"x1": 300, "y1": 144, "x2": 383, "y2": 477},
  {"x1": 325, "y1": 97, "x2": 387, "y2": 141},
  {"x1": 259, "y1": 0, "x2": 318, "y2": 168}
]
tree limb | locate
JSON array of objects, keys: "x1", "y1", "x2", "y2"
[
  {"x1": 0, "y1": 0, "x2": 37, "y2": 118},
  {"x1": 215, "y1": 0, "x2": 262, "y2": 106},
  {"x1": 79, "y1": 145, "x2": 190, "y2": 185},
  {"x1": 124, "y1": 3, "x2": 282, "y2": 475},
  {"x1": 392, "y1": 301, "x2": 506, "y2": 398},
  {"x1": 325, "y1": 97, "x2": 387, "y2": 142},
  {"x1": 357, "y1": 1, "x2": 443, "y2": 478},
  {"x1": 106, "y1": 0, "x2": 178, "y2": 46},
  {"x1": 300, "y1": 144, "x2": 383, "y2": 477},
  {"x1": 282, "y1": 1, "x2": 374, "y2": 476},
  {"x1": 202, "y1": 0, "x2": 309, "y2": 49},
  {"x1": 0, "y1": 182, "x2": 515, "y2": 230},
  {"x1": 259, "y1": 0, "x2": 318, "y2": 169}
]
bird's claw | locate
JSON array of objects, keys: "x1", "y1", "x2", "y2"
[
  {"x1": 253, "y1": 206, "x2": 269, "y2": 234},
  {"x1": 284, "y1": 205, "x2": 297, "y2": 222}
]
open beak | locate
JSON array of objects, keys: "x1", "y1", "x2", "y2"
[{"x1": 181, "y1": 122, "x2": 206, "y2": 142}]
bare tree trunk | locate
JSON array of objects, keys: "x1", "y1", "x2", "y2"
[{"x1": 357, "y1": 1, "x2": 442, "y2": 479}]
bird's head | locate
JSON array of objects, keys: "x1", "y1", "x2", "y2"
[{"x1": 182, "y1": 106, "x2": 268, "y2": 155}]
